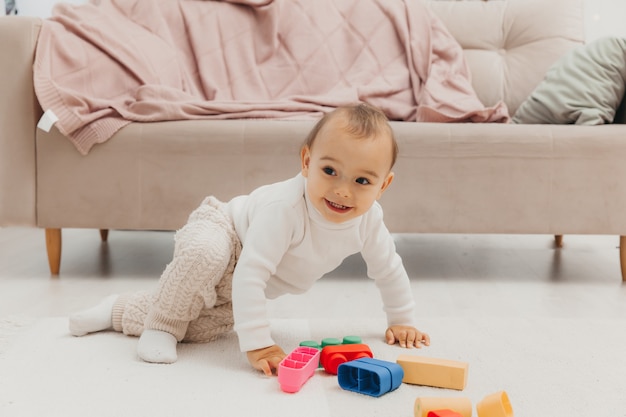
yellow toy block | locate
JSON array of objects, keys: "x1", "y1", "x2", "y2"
[
  {"x1": 414, "y1": 397, "x2": 473, "y2": 417},
  {"x1": 397, "y1": 354, "x2": 469, "y2": 390},
  {"x1": 476, "y1": 391, "x2": 513, "y2": 417}
]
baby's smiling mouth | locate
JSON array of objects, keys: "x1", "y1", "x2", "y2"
[{"x1": 325, "y1": 199, "x2": 352, "y2": 212}]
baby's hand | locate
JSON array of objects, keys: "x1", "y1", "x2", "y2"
[
  {"x1": 385, "y1": 325, "x2": 430, "y2": 348},
  {"x1": 246, "y1": 344, "x2": 287, "y2": 376}
]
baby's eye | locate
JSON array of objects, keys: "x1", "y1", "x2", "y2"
[
  {"x1": 323, "y1": 167, "x2": 336, "y2": 176},
  {"x1": 356, "y1": 177, "x2": 370, "y2": 185}
]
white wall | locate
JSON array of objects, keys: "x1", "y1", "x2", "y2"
[
  {"x1": 12, "y1": 0, "x2": 626, "y2": 42},
  {"x1": 584, "y1": 0, "x2": 626, "y2": 41}
]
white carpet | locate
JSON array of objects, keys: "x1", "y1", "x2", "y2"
[{"x1": 1, "y1": 316, "x2": 625, "y2": 417}]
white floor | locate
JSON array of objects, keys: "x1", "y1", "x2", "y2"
[
  {"x1": 1, "y1": 226, "x2": 625, "y2": 323},
  {"x1": 2, "y1": 227, "x2": 626, "y2": 417}
]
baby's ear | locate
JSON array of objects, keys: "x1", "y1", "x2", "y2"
[
  {"x1": 377, "y1": 172, "x2": 394, "y2": 199},
  {"x1": 300, "y1": 146, "x2": 311, "y2": 177}
]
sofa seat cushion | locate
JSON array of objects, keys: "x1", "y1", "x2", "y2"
[{"x1": 36, "y1": 120, "x2": 626, "y2": 235}]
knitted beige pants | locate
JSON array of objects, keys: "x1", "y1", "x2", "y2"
[{"x1": 110, "y1": 197, "x2": 242, "y2": 343}]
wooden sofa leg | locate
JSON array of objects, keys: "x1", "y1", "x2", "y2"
[
  {"x1": 100, "y1": 229, "x2": 109, "y2": 242},
  {"x1": 619, "y1": 236, "x2": 626, "y2": 282},
  {"x1": 45, "y1": 228, "x2": 62, "y2": 276},
  {"x1": 554, "y1": 235, "x2": 563, "y2": 248}
]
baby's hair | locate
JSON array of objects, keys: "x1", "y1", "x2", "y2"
[{"x1": 303, "y1": 103, "x2": 399, "y2": 168}]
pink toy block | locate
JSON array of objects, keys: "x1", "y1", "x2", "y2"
[
  {"x1": 427, "y1": 410, "x2": 464, "y2": 417},
  {"x1": 320, "y1": 343, "x2": 373, "y2": 375},
  {"x1": 278, "y1": 346, "x2": 321, "y2": 393}
]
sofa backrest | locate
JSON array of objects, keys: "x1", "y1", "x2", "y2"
[
  {"x1": 429, "y1": 0, "x2": 584, "y2": 115},
  {"x1": 0, "y1": 16, "x2": 41, "y2": 227}
]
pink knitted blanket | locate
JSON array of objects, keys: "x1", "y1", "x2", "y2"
[{"x1": 34, "y1": 0, "x2": 509, "y2": 155}]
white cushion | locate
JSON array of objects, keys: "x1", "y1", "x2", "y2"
[{"x1": 512, "y1": 37, "x2": 626, "y2": 125}]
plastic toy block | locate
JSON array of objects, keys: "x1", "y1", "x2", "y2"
[
  {"x1": 320, "y1": 343, "x2": 373, "y2": 375},
  {"x1": 414, "y1": 397, "x2": 472, "y2": 417},
  {"x1": 476, "y1": 391, "x2": 513, "y2": 417},
  {"x1": 397, "y1": 354, "x2": 469, "y2": 390},
  {"x1": 300, "y1": 340, "x2": 323, "y2": 350},
  {"x1": 427, "y1": 410, "x2": 465, "y2": 417},
  {"x1": 299, "y1": 335, "x2": 362, "y2": 350},
  {"x1": 322, "y1": 337, "x2": 342, "y2": 347},
  {"x1": 277, "y1": 346, "x2": 321, "y2": 393},
  {"x1": 337, "y1": 358, "x2": 404, "y2": 397},
  {"x1": 341, "y1": 336, "x2": 362, "y2": 344},
  {"x1": 299, "y1": 336, "x2": 362, "y2": 368}
]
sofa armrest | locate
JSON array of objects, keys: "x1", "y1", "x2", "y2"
[{"x1": 0, "y1": 16, "x2": 42, "y2": 226}]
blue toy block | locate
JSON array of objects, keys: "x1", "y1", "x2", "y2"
[{"x1": 337, "y1": 358, "x2": 404, "y2": 397}]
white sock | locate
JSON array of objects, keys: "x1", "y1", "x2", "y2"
[
  {"x1": 69, "y1": 294, "x2": 118, "y2": 336},
  {"x1": 137, "y1": 329, "x2": 178, "y2": 364}
]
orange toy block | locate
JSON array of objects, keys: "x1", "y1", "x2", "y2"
[
  {"x1": 397, "y1": 354, "x2": 469, "y2": 390},
  {"x1": 414, "y1": 397, "x2": 472, "y2": 417},
  {"x1": 320, "y1": 343, "x2": 373, "y2": 375},
  {"x1": 427, "y1": 410, "x2": 464, "y2": 417}
]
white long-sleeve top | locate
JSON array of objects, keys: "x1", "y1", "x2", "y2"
[{"x1": 226, "y1": 174, "x2": 417, "y2": 352}]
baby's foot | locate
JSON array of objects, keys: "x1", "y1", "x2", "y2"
[
  {"x1": 137, "y1": 329, "x2": 178, "y2": 364},
  {"x1": 69, "y1": 294, "x2": 118, "y2": 336}
]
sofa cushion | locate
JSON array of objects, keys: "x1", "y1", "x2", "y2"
[
  {"x1": 429, "y1": 0, "x2": 584, "y2": 115},
  {"x1": 512, "y1": 37, "x2": 626, "y2": 125}
]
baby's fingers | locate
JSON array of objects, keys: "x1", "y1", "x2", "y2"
[
  {"x1": 256, "y1": 359, "x2": 273, "y2": 376},
  {"x1": 408, "y1": 331, "x2": 430, "y2": 348},
  {"x1": 385, "y1": 328, "x2": 396, "y2": 345},
  {"x1": 406, "y1": 331, "x2": 417, "y2": 348},
  {"x1": 256, "y1": 355, "x2": 284, "y2": 376},
  {"x1": 247, "y1": 345, "x2": 287, "y2": 376},
  {"x1": 386, "y1": 326, "x2": 431, "y2": 348}
]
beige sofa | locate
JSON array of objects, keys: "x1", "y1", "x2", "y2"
[{"x1": 2, "y1": 0, "x2": 626, "y2": 280}]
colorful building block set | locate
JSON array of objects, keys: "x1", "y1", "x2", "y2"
[{"x1": 277, "y1": 335, "x2": 514, "y2": 417}]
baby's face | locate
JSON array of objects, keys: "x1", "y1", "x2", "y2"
[{"x1": 301, "y1": 118, "x2": 394, "y2": 224}]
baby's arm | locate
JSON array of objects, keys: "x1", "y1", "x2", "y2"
[
  {"x1": 247, "y1": 344, "x2": 287, "y2": 376},
  {"x1": 359, "y1": 209, "x2": 429, "y2": 349},
  {"x1": 233, "y1": 205, "x2": 298, "y2": 375},
  {"x1": 385, "y1": 325, "x2": 430, "y2": 348}
]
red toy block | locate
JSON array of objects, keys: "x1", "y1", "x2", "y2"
[
  {"x1": 320, "y1": 343, "x2": 373, "y2": 375},
  {"x1": 427, "y1": 410, "x2": 464, "y2": 417}
]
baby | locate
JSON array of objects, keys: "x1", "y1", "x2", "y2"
[{"x1": 70, "y1": 102, "x2": 430, "y2": 375}]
